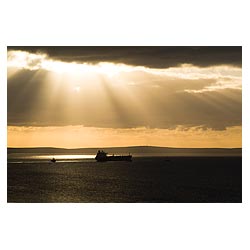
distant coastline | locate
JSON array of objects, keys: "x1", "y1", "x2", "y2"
[{"x1": 7, "y1": 146, "x2": 242, "y2": 157}]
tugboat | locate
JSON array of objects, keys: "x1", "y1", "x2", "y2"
[
  {"x1": 51, "y1": 157, "x2": 56, "y2": 163},
  {"x1": 95, "y1": 150, "x2": 132, "y2": 162}
]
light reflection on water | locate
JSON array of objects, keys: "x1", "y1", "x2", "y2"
[
  {"x1": 31, "y1": 154, "x2": 95, "y2": 160},
  {"x1": 8, "y1": 154, "x2": 96, "y2": 163},
  {"x1": 7, "y1": 157, "x2": 242, "y2": 202}
]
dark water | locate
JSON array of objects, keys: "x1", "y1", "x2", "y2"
[{"x1": 8, "y1": 156, "x2": 242, "y2": 203}]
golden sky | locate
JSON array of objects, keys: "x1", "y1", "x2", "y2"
[{"x1": 7, "y1": 47, "x2": 242, "y2": 148}]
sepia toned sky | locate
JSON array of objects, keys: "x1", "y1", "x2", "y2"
[{"x1": 7, "y1": 47, "x2": 242, "y2": 148}]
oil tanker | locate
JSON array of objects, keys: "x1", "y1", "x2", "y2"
[{"x1": 95, "y1": 150, "x2": 132, "y2": 162}]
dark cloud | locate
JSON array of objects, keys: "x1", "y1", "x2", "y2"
[
  {"x1": 8, "y1": 46, "x2": 242, "y2": 68},
  {"x1": 7, "y1": 69, "x2": 242, "y2": 130}
]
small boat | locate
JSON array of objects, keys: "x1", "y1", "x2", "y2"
[
  {"x1": 51, "y1": 158, "x2": 56, "y2": 163},
  {"x1": 95, "y1": 150, "x2": 132, "y2": 162}
]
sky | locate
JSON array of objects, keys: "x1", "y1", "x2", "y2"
[{"x1": 7, "y1": 46, "x2": 242, "y2": 148}]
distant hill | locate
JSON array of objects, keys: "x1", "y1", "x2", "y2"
[{"x1": 7, "y1": 146, "x2": 242, "y2": 156}]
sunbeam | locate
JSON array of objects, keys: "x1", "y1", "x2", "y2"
[{"x1": 7, "y1": 47, "x2": 242, "y2": 148}]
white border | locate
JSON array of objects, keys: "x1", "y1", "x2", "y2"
[{"x1": 1, "y1": 1, "x2": 249, "y2": 250}]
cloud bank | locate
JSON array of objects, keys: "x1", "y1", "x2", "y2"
[
  {"x1": 7, "y1": 47, "x2": 242, "y2": 131},
  {"x1": 8, "y1": 46, "x2": 242, "y2": 68}
]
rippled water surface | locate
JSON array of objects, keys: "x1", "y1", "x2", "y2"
[{"x1": 8, "y1": 155, "x2": 242, "y2": 202}]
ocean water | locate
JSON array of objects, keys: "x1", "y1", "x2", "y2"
[{"x1": 7, "y1": 154, "x2": 242, "y2": 202}]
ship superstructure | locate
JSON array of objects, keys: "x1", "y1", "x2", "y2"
[{"x1": 95, "y1": 150, "x2": 132, "y2": 162}]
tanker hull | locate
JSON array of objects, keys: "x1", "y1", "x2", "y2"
[{"x1": 95, "y1": 151, "x2": 132, "y2": 162}]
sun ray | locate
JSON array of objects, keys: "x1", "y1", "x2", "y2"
[{"x1": 7, "y1": 48, "x2": 242, "y2": 148}]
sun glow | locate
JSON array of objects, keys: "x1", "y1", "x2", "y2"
[
  {"x1": 7, "y1": 49, "x2": 242, "y2": 149},
  {"x1": 7, "y1": 50, "x2": 134, "y2": 77},
  {"x1": 8, "y1": 50, "x2": 242, "y2": 93},
  {"x1": 7, "y1": 50, "x2": 46, "y2": 70},
  {"x1": 73, "y1": 86, "x2": 80, "y2": 92},
  {"x1": 8, "y1": 125, "x2": 242, "y2": 148}
]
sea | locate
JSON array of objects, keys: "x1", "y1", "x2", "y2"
[{"x1": 7, "y1": 153, "x2": 242, "y2": 202}]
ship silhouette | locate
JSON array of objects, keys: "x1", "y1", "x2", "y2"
[
  {"x1": 95, "y1": 150, "x2": 132, "y2": 162},
  {"x1": 51, "y1": 157, "x2": 56, "y2": 163}
]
